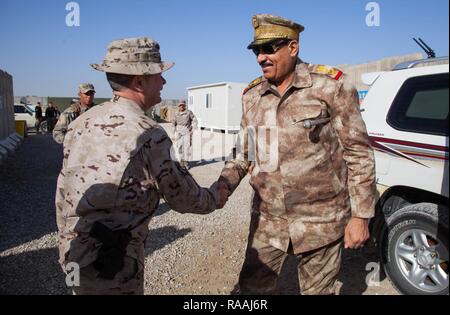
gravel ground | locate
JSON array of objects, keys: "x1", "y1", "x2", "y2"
[{"x1": 0, "y1": 131, "x2": 398, "y2": 295}]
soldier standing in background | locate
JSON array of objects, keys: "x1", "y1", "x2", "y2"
[
  {"x1": 172, "y1": 100, "x2": 198, "y2": 169},
  {"x1": 56, "y1": 37, "x2": 225, "y2": 295},
  {"x1": 45, "y1": 101, "x2": 58, "y2": 133},
  {"x1": 35, "y1": 102, "x2": 43, "y2": 134},
  {"x1": 215, "y1": 14, "x2": 377, "y2": 295},
  {"x1": 53, "y1": 83, "x2": 96, "y2": 144}
]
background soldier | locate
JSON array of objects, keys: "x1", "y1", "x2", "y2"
[
  {"x1": 35, "y1": 102, "x2": 43, "y2": 134},
  {"x1": 215, "y1": 14, "x2": 377, "y2": 295},
  {"x1": 53, "y1": 83, "x2": 96, "y2": 144},
  {"x1": 172, "y1": 100, "x2": 198, "y2": 169},
  {"x1": 56, "y1": 37, "x2": 223, "y2": 295},
  {"x1": 45, "y1": 101, "x2": 58, "y2": 134}
]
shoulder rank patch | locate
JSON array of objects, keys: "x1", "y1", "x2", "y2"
[
  {"x1": 243, "y1": 76, "x2": 263, "y2": 95},
  {"x1": 310, "y1": 64, "x2": 343, "y2": 80}
]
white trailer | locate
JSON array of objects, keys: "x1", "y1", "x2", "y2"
[{"x1": 187, "y1": 82, "x2": 247, "y2": 133}]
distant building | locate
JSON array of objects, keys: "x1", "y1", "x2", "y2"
[{"x1": 187, "y1": 82, "x2": 247, "y2": 133}]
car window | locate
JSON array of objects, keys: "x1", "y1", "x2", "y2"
[
  {"x1": 14, "y1": 105, "x2": 27, "y2": 114},
  {"x1": 387, "y1": 73, "x2": 449, "y2": 136},
  {"x1": 25, "y1": 105, "x2": 36, "y2": 112}
]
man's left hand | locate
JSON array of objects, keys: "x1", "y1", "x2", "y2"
[
  {"x1": 344, "y1": 217, "x2": 370, "y2": 249},
  {"x1": 210, "y1": 181, "x2": 229, "y2": 209}
]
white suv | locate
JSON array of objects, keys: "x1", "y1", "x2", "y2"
[
  {"x1": 14, "y1": 104, "x2": 47, "y2": 133},
  {"x1": 361, "y1": 57, "x2": 449, "y2": 295}
]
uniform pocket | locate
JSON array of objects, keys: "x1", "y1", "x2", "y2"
[{"x1": 291, "y1": 105, "x2": 322, "y2": 126}]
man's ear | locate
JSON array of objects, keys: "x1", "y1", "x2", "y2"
[
  {"x1": 132, "y1": 75, "x2": 145, "y2": 92},
  {"x1": 289, "y1": 40, "x2": 299, "y2": 57}
]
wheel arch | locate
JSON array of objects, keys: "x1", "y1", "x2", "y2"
[{"x1": 370, "y1": 186, "x2": 449, "y2": 245}]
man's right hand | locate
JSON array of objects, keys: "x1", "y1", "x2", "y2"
[
  {"x1": 210, "y1": 181, "x2": 230, "y2": 209},
  {"x1": 248, "y1": 163, "x2": 255, "y2": 175}
]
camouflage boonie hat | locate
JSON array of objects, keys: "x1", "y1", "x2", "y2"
[
  {"x1": 78, "y1": 83, "x2": 95, "y2": 94},
  {"x1": 91, "y1": 37, "x2": 174, "y2": 75},
  {"x1": 247, "y1": 14, "x2": 304, "y2": 49}
]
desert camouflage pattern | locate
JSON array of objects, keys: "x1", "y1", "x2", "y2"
[
  {"x1": 248, "y1": 14, "x2": 305, "y2": 48},
  {"x1": 55, "y1": 96, "x2": 216, "y2": 293},
  {"x1": 220, "y1": 59, "x2": 377, "y2": 254},
  {"x1": 72, "y1": 256, "x2": 144, "y2": 295},
  {"x1": 52, "y1": 101, "x2": 95, "y2": 144},
  {"x1": 78, "y1": 83, "x2": 95, "y2": 94},
  {"x1": 173, "y1": 109, "x2": 198, "y2": 136},
  {"x1": 239, "y1": 230, "x2": 343, "y2": 295},
  {"x1": 91, "y1": 37, "x2": 174, "y2": 75},
  {"x1": 173, "y1": 109, "x2": 198, "y2": 163}
]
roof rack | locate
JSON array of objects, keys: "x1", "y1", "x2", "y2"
[{"x1": 393, "y1": 56, "x2": 449, "y2": 71}]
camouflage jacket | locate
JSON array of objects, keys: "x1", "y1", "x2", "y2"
[
  {"x1": 219, "y1": 60, "x2": 377, "y2": 254},
  {"x1": 53, "y1": 101, "x2": 95, "y2": 144},
  {"x1": 56, "y1": 96, "x2": 216, "y2": 269},
  {"x1": 172, "y1": 110, "x2": 198, "y2": 136}
]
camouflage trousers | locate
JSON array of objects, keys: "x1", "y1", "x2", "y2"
[
  {"x1": 238, "y1": 236, "x2": 343, "y2": 295},
  {"x1": 176, "y1": 132, "x2": 192, "y2": 164},
  {"x1": 72, "y1": 256, "x2": 144, "y2": 295}
]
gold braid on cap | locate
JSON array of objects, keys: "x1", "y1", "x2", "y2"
[{"x1": 254, "y1": 24, "x2": 299, "y2": 41}]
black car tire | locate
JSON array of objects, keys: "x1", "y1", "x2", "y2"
[{"x1": 380, "y1": 202, "x2": 448, "y2": 295}]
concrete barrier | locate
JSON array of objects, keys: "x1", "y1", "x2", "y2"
[{"x1": 0, "y1": 69, "x2": 23, "y2": 165}]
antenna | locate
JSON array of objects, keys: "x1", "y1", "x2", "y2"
[
  {"x1": 413, "y1": 38, "x2": 436, "y2": 59},
  {"x1": 418, "y1": 38, "x2": 436, "y2": 58}
]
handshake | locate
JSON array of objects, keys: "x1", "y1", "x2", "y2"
[
  {"x1": 208, "y1": 164, "x2": 254, "y2": 210},
  {"x1": 209, "y1": 179, "x2": 231, "y2": 209}
]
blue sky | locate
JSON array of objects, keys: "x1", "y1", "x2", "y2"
[{"x1": 0, "y1": 0, "x2": 448, "y2": 99}]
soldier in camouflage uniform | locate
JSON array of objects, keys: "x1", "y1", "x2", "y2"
[
  {"x1": 53, "y1": 83, "x2": 96, "y2": 144},
  {"x1": 56, "y1": 37, "x2": 221, "y2": 295},
  {"x1": 215, "y1": 14, "x2": 377, "y2": 295},
  {"x1": 172, "y1": 100, "x2": 198, "y2": 169}
]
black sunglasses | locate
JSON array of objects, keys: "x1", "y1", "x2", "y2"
[
  {"x1": 84, "y1": 91, "x2": 95, "y2": 96},
  {"x1": 251, "y1": 40, "x2": 291, "y2": 56}
]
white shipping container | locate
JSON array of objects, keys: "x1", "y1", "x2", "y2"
[{"x1": 187, "y1": 82, "x2": 247, "y2": 133}]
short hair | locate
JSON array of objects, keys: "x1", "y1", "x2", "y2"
[{"x1": 106, "y1": 73, "x2": 135, "y2": 91}]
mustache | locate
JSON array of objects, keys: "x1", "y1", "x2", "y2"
[{"x1": 259, "y1": 61, "x2": 273, "y2": 67}]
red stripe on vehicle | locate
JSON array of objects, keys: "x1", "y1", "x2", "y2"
[
  {"x1": 369, "y1": 136, "x2": 448, "y2": 152},
  {"x1": 400, "y1": 150, "x2": 448, "y2": 161},
  {"x1": 370, "y1": 140, "x2": 429, "y2": 167}
]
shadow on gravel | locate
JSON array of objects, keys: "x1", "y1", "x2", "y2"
[
  {"x1": 145, "y1": 226, "x2": 192, "y2": 256},
  {"x1": 338, "y1": 244, "x2": 384, "y2": 295},
  {"x1": 0, "y1": 247, "x2": 69, "y2": 295},
  {"x1": 153, "y1": 201, "x2": 172, "y2": 218},
  {"x1": 0, "y1": 135, "x2": 63, "y2": 253}
]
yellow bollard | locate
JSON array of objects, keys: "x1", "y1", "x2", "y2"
[{"x1": 15, "y1": 120, "x2": 28, "y2": 137}]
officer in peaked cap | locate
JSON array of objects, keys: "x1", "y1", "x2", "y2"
[
  {"x1": 56, "y1": 37, "x2": 223, "y2": 295},
  {"x1": 215, "y1": 14, "x2": 377, "y2": 295},
  {"x1": 247, "y1": 13, "x2": 304, "y2": 49}
]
